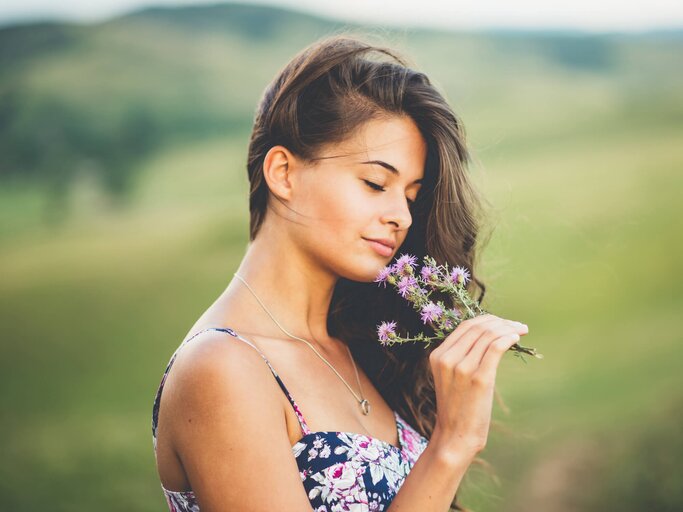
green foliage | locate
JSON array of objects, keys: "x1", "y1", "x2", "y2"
[
  {"x1": 0, "y1": 90, "x2": 161, "y2": 199},
  {"x1": 119, "y1": 2, "x2": 338, "y2": 40},
  {"x1": 0, "y1": 21, "x2": 80, "y2": 71},
  {"x1": 2, "y1": 3, "x2": 682, "y2": 224}
]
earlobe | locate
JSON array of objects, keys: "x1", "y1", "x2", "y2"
[{"x1": 263, "y1": 145, "x2": 293, "y2": 201}]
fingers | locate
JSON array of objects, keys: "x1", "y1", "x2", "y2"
[
  {"x1": 476, "y1": 328, "x2": 529, "y2": 383},
  {"x1": 430, "y1": 315, "x2": 528, "y2": 379},
  {"x1": 470, "y1": 321, "x2": 528, "y2": 365},
  {"x1": 432, "y1": 314, "x2": 497, "y2": 358},
  {"x1": 434, "y1": 315, "x2": 499, "y2": 365}
]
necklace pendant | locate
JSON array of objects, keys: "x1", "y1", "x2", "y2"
[{"x1": 360, "y1": 399, "x2": 371, "y2": 415}]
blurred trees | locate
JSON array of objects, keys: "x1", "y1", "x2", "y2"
[{"x1": 0, "y1": 89, "x2": 160, "y2": 221}]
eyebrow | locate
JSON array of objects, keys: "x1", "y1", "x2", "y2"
[{"x1": 360, "y1": 160, "x2": 423, "y2": 184}]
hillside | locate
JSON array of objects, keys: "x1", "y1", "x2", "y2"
[{"x1": 1, "y1": 2, "x2": 681, "y2": 206}]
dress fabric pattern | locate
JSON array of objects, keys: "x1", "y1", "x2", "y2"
[{"x1": 152, "y1": 327, "x2": 429, "y2": 512}]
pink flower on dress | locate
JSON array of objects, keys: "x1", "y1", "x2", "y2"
[{"x1": 308, "y1": 462, "x2": 366, "y2": 505}]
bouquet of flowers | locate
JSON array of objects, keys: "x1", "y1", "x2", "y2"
[{"x1": 374, "y1": 254, "x2": 543, "y2": 361}]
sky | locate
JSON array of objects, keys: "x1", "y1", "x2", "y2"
[{"x1": 1, "y1": 0, "x2": 682, "y2": 32}]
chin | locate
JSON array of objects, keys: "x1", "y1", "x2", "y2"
[
  {"x1": 345, "y1": 258, "x2": 392, "y2": 284},
  {"x1": 329, "y1": 241, "x2": 395, "y2": 283}
]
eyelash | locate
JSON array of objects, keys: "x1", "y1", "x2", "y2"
[{"x1": 363, "y1": 180, "x2": 415, "y2": 206}]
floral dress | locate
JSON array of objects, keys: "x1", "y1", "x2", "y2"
[{"x1": 152, "y1": 327, "x2": 429, "y2": 512}]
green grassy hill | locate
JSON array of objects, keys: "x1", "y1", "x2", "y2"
[
  {"x1": 2, "y1": 3, "x2": 681, "y2": 205},
  {"x1": 1, "y1": 3, "x2": 682, "y2": 511}
]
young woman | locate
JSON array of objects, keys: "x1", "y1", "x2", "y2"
[{"x1": 151, "y1": 34, "x2": 529, "y2": 512}]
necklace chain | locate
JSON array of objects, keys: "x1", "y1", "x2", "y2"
[{"x1": 233, "y1": 272, "x2": 371, "y2": 415}]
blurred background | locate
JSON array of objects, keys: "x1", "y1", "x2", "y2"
[{"x1": 1, "y1": 1, "x2": 682, "y2": 511}]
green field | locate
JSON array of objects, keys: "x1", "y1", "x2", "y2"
[{"x1": 1, "y1": 4, "x2": 682, "y2": 511}]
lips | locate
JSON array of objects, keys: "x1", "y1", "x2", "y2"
[
  {"x1": 363, "y1": 237, "x2": 395, "y2": 257},
  {"x1": 363, "y1": 237, "x2": 396, "y2": 249}
]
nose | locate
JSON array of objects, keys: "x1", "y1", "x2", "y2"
[{"x1": 380, "y1": 197, "x2": 413, "y2": 230}]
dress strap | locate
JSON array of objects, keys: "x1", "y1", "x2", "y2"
[
  {"x1": 227, "y1": 329, "x2": 312, "y2": 436},
  {"x1": 152, "y1": 326, "x2": 311, "y2": 440}
]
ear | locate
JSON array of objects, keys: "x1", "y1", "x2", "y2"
[{"x1": 263, "y1": 145, "x2": 298, "y2": 202}]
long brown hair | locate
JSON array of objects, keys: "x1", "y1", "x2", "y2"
[{"x1": 245, "y1": 33, "x2": 493, "y2": 511}]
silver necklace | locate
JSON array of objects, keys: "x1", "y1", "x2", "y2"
[{"x1": 233, "y1": 272, "x2": 371, "y2": 416}]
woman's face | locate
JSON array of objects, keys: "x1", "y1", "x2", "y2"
[{"x1": 288, "y1": 115, "x2": 427, "y2": 283}]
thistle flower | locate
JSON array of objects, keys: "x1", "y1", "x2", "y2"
[
  {"x1": 373, "y1": 253, "x2": 543, "y2": 360},
  {"x1": 374, "y1": 266, "x2": 394, "y2": 288},
  {"x1": 420, "y1": 302, "x2": 444, "y2": 325},
  {"x1": 397, "y1": 275, "x2": 418, "y2": 298},
  {"x1": 394, "y1": 254, "x2": 417, "y2": 275},
  {"x1": 448, "y1": 265, "x2": 470, "y2": 286},
  {"x1": 377, "y1": 321, "x2": 398, "y2": 346},
  {"x1": 420, "y1": 265, "x2": 437, "y2": 281}
]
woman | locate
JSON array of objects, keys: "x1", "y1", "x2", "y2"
[{"x1": 151, "y1": 34, "x2": 529, "y2": 511}]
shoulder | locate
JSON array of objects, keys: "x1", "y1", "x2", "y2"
[
  {"x1": 160, "y1": 328, "x2": 287, "y2": 442},
  {"x1": 174, "y1": 328, "x2": 272, "y2": 380},
  {"x1": 158, "y1": 329, "x2": 313, "y2": 509}
]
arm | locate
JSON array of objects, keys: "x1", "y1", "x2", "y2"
[
  {"x1": 389, "y1": 314, "x2": 531, "y2": 511},
  {"x1": 165, "y1": 332, "x2": 315, "y2": 512},
  {"x1": 386, "y1": 428, "x2": 475, "y2": 511}
]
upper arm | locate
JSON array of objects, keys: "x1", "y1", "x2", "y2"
[{"x1": 166, "y1": 332, "x2": 314, "y2": 512}]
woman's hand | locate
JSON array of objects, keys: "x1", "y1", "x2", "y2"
[{"x1": 428, "y1": 313, "x2": 529, "y2": 460}]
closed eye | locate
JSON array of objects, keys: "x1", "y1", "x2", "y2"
[
  {"x1": 363, "y1": 180, "x2": 385, "y2": 192},
  {"x1": 363, "y1": 180, "x2": 415, "y2": 206}
]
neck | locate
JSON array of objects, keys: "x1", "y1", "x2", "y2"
[{"x1": 221, "y1": 224, "x2": 341, "y2": 354}]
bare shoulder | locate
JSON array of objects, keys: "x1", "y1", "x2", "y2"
[
  {"x1": 162, "y1": 328, "x2": 284, "y2": 438},
  {"x1": 160, "y1": 329, "x2": 313, "y2": 510}
]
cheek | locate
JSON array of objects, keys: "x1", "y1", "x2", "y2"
[
  {"x1": 311, "y1": 181, "x2": 369, "y2": 233},
  {"x1": 302, "y1": 182, "x2": 387, "y2": 281}
]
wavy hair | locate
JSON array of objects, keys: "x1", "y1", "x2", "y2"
[{"x1": 245, "y1": 33, "x2": 494, "y2": 511}]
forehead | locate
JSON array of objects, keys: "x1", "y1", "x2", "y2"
[{"x1": 318, "y1": 115, "x2": 427, "y2": 181}]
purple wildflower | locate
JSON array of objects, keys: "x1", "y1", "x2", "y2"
[
  {"x1": 448, "y1": 265, "x2": 470, "y2": 286},
  {"x1": 374, "y1": 265, "x2": 394, "y2": 288},
  {"x1": 394, "y1": 253, "x2": 418, "y2": 275},
  {"x1": 420, "y1": 265, "x2": 437, "y2": 281},
  {"x1": 420, "y1": 302, "x2": 444, "y2": 325},
  {"x1": 397, "y1": 275, "x2": 418, "y2": 298},
  {"x1": 377, "y1": 321, "x2": 397, "y2": 345}
]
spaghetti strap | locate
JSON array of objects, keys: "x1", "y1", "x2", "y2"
[
  {"x1": 228, "y1": 329, "x2": 312, "y2": 437},
  {"x1": 151, "y1": 326, "x2": 311, "y2": 443}
]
